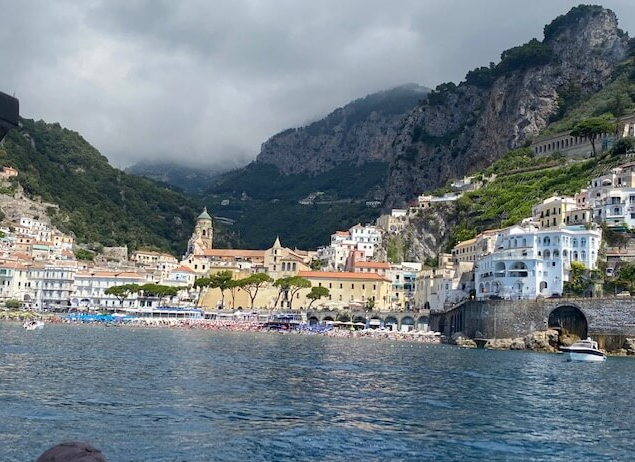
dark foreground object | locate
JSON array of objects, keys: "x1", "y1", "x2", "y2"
[
  {"x1": 0, "y1": 90, "x2": 19, "y2": 142},
  {"x1": 35, "y1": 441, "x2": 107, "y2": 462}
]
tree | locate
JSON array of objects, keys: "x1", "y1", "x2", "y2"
[
  {"x1": 616, "y1": 262, "x2": 635, "y2": 294},
  {"x1": 613, "y1": 137, "x2": 635, "y2": 156},
  {"x1": 209, "y1": 270, "x2": 233, "y2": 309},
  {"x1": 306, "y1": 286, "x2": 329, "y2": 309},
  {"x1": 139, "y1": 283, "x2": 178, "y2": 306},
  {"x1": 239, "y1": 273, "x2": 273, "y2": 310},
  {"x1": 5, "y1": 299, "x2": 20, "y2": 310},
  {"x1": 74, "y1": 249, "x2": 95, "y2": 261},
  {"x1": 570, "y1": 116, "x2": 616, "y2": 156},
  {"x1": 226, "y1": 279, "x2": 243, "y2": 310},
  {"x1": 273, "y1": 276, "x2": 311, "y2": 310},
  {"x1": 564, "y1": 261, "x2": 590, "y2": 296},
  {"x1": 193, "y1": 276, "x2": 211, "y2": 306},
  {"x1": 104, "y1": 283, "x2": 139, "y2": 310}
]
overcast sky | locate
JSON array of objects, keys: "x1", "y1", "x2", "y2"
[{"x1": 1, "y1": 1, "x2": 634, "y2": 170}]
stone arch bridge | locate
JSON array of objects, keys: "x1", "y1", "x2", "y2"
[{"x1": 432, "y1": 298, "x2": 635, "y2": 350}]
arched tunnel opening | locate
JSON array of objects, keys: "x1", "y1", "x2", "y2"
[{"x1": 548, "y1": 305, "x2": 588, "y2": 339}]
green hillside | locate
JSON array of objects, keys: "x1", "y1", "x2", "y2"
[
  {"x1": 448, "y1": 148, "x2": 629, "y2": 248},
  {"x1": 445, "y1": 35, "x2": 635, "y2": 248},
  {"x1": 210, "y1": 161, "x2": 387, "y2": 201},
  {"x1": 0, "y1": 119, "x2": 206, "y2": 254},
  {"x1": 205, "y1": 161, "x2": 385, "y2": 249}
]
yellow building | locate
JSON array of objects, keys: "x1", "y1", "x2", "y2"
[
  {"x1": 531, "y1": 195, "x2": 577, "y2": 229},
  {"x1": 451, "y1": 229, "x2": 498, "y2": 264},
  {"x1": 264, "y1": 237, "x2": 313, "y2": 278},
  {"x1": 296, "y1": 270, "x2": 392, "y2": 311}
]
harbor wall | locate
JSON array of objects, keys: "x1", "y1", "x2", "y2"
[{"x1": 432, "y1": 298, "x2": 635, "y2": 350}]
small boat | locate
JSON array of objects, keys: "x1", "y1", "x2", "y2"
[
  {"x1": 560, "y1": 337, "x2": 606, "y2": 362},
  {"x1": 23, "y1": 320, "x2": 44, "y2": 331}
]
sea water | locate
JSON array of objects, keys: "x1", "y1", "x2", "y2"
[{"x1": 0, "y1": 322, "x2": 634, "y2": 461}]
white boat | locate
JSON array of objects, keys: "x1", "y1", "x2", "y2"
[
  {"x1": 23, "y1": 320, "x2": 44, "y2": 330},
  {"x1": 560, "y1": 337, "x2": 606, "y2": 362}
]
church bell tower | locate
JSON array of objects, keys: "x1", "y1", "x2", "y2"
[{"x1": 187, "y1": 207, "x2": 214, "y2": 256}]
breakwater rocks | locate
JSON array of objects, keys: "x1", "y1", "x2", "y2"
[
  {"x1": 449, "y1": 329, "x2": 560, "y2": 353},
  {"x1": 449, "y1": 330, "x2": 635, "y2": 356},
  {"x1": 611, "y1": 338, "x2": 635, "y2": 356}
]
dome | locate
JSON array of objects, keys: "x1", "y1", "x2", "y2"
[{"x1": 197, "y1": 207, "x2": 212, "y2": 220}]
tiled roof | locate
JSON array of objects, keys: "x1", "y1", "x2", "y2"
[
  {"x1": 298, "y1": 270, "x2": 390, "y2": 282},
  {"x1": 200, "y1": 249, "x2": 265, "y2": 258},
  {"x1": 354, "y1": 261, "x2": 390, "y2": 269}
]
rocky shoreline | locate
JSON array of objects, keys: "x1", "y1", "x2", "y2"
[{"x1": 448, "y1": 329, "x2": 635, "y2": 356}]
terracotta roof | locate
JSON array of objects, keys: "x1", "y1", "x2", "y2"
[
  {"x1": 354, "y1": 261, "x2": 390, "y2": 269},
  {"x1": 298, "y1": 270, "x2": 390, "y2": 282},
  {"x1": 173, "y1": 265, "x2": 195, "y2": 273},
  {"x1": 454, "y1": 238, "x2": 476, "y2": 247},
  {"x1": 200, "y1": 249, "x2": 265, "y2": 258},
  {"x1": 0, "y1": 262, "x2": 28, "y2": 270},
  {"x1": 76, "y1": 271, "x2": 144, "y2": 279},
  {"x1": 132, "y1": 250, "x2": 175, "y2": 258},
  {"x1": 335, "y1": 231, "x2": 350, "y2": 236}
]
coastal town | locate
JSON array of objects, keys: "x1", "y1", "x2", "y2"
[{"x1": 2, "y1": 148, "x2": 635, "y2": 334}]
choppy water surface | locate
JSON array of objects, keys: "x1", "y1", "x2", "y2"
[{"x1": 0, "y1": 322, "x2": 634, "y2": 461}]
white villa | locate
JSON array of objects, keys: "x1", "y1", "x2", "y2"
[
  {"x1": 318, "y1": 224, "x2": 383, "y2": 271},
  {"x1": 475, "y1": 224, "x2": 601, "y2": 300}
]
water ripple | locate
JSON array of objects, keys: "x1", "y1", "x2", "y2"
[{"x1": 1, "y1": 323, "x2": 635, "y2": 461}]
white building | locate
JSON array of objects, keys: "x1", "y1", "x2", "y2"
[
  {"x1": 29, "y1": 262, "x2": 77, "y2": 310},
  {"x1": 474, "y1": 224, "x2": 601, "y2": 300},
  {"x1": 0, "y1": 261, "x2": 31, "y2": 305},
  {"x1": 318, "y1": 225, "x2": 382, "y2": 271},
  {"x1": 586, "y1": 162, "x2": 635, "y2": 229},
  {"x1": 414, "y1": 255, "x2": 472, "y2": 313},
  {"x1": 349, "y1": 224, "x2": 382, "y2": 259},
  {"x1": 71, "y1": 270, "x2": 145, "y2": 309}
]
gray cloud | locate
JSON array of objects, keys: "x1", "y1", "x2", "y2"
[{"x1": 0, "y1": 0, "x2": 633, "y2": 169}]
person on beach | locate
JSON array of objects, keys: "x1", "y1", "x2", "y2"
[{"x1": 35, "y1": 441, "x2": 108, "y2": 462}]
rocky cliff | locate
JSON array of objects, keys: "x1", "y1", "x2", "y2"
[
  {"x1": 385, "y1": 5, "x2": 630, "y2": 207},
  {"x1": 402, "y1": 205, "x2": 459, "y2": 262},
  {"x1": 255, "y1": 83, "x2": 428, "y2": 175}
]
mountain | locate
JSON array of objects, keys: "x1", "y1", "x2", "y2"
[
  {"x1": 202, "y1": 84, "x2": 429, "y2": 248},
  {"x1": 255, "y1": 83, "x2": 429, "y2": 175},
  {"x1": 385, "y1": 5, "x2": 629, "y2": 206},
  {"x1": 201, "y1": 5, "x2": 633, "y2": 250},
  {"x1": 125, "y1": 161, "x2": 224, "y2": 195},
  {"x1": 0, "y1": 118, "x2": 228, "y2": 254}
]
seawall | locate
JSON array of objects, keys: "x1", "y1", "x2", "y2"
[{"x1": 431, "y1": 298, "x2": 635, "y2": 350}]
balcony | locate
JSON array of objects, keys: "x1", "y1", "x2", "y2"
[{"x1": 495, "y1": 250, "x2": 537, "y2": 260}]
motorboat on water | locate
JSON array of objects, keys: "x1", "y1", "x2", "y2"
[
  {"x1": 23, "y1": 320, "x2": 44, "y2": 331},
  {"x1": 560, "y1": 337, "x2": 606, "y2": 362}
]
